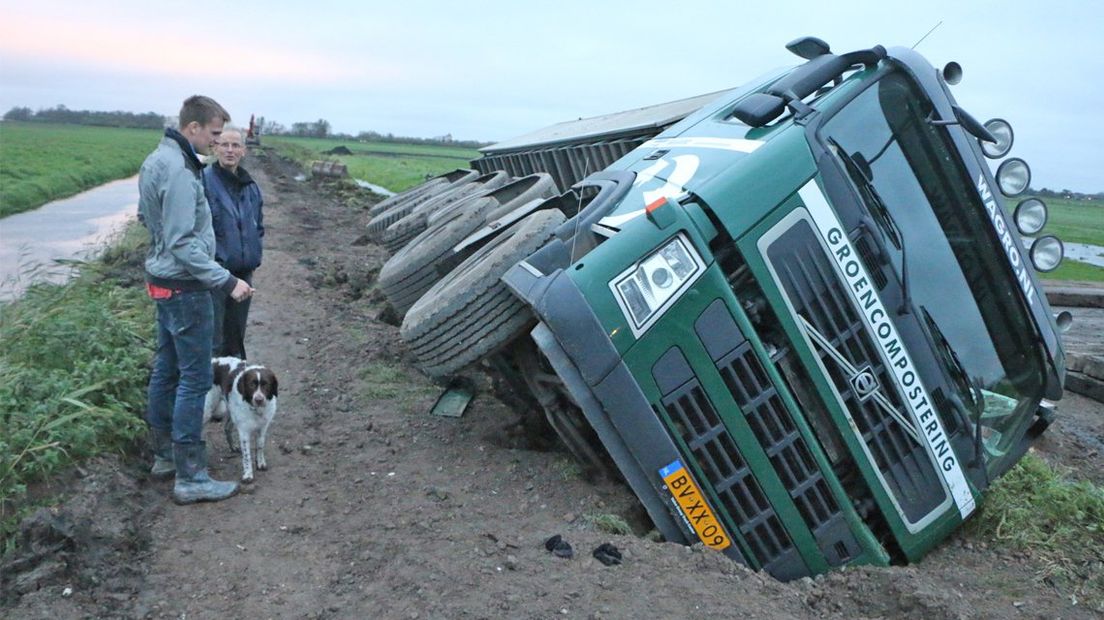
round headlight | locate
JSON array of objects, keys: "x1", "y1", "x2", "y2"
[
  {"x1": 1014, "y1": 198, "x2": 1048, "y2": 236},
  {"x1": 996, "y1": 158, "x2": 1031, "y2": 196},
  {"x1": 981, "y1": 118, "x2": 1013, "y2": 158},
  {"x1": 1030, "y1": 235, "x2": 1064, "y2": 272}
]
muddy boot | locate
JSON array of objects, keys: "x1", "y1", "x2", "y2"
[
  {"x1": 149, "y1": 428, "x2": 175, "y2": 481},
  {"x1": 172, "y1": 442, "x2": 239, "y2": 505}
]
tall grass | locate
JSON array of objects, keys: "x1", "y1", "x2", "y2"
[
  {"x1": 265, "y1": 136, "x2": 477, "y2": 193},
  {"x1": 966, "y1": 454, "x2": 1104, "y2": 605},
  {"x1": 0, "y1": 122, "x2": 160, "y2": 217},
  {"x1": 0, "y1": 222, "x2": 153, "y2": 547}
]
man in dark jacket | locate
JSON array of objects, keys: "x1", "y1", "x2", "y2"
[
  {"x1": 203, "y1": 126, "x2": 264, "y2": 359},
  {"x1": 139, "y1": 95, "x2": 253, "y2": 504}
]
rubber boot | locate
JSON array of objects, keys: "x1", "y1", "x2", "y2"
[
  {"x1": 149, "y1": 428, "x2": 175, "y2": 481},
  {"x1": 172, "y1": 442, "x2": 239, "y2": 505}
]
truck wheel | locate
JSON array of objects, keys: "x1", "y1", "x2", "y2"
[
  {"x1": 380, "y1": 174, "x2": 511, "y2": 254},
  {"x1": 412, "y1": 171, "x2": 511, "y2": 220},
  {"x1": 378, "y1": 197, "x2": 498, "y2": 316},
  {"x1": 367, "y1": 202, "x2": 418, "y2": 240},
  {"x1": 438, "y1": 173, "x2": 557, "y2": 227},
  {"x1": 368, "y1": 179, "x2": 444, "y2": 217},
  {"x1": 368, "y1": 169, "x2": 479, "y2": 217},
  {"x1": 379, "y1": 209, "x2": 429, "y2": 254},
  {"x1": 400, "y1": 209, "x2": 566, "y2": 378}
]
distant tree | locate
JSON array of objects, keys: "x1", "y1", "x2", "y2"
[
  {"x1": 3, "y1": 106, "x2": 33, "y2": 121},
  {"x1": 3, "y1": 104, "x2": 165, "y2": 129},
  {"x1": 288, "y1": 119, "x2": 332, "y2": 138}
]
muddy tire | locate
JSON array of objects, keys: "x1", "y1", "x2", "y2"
[
  {"x1": 411, "y1": 171, "x2": 511, "y2": 220},
  {"x1": 368, "y1": 169, "x2": 478, "y2": 217},
  {"x1": 379, "y1": 209, "x2": 430, "y2": 254},
  {"x1": 400, "y1": 209, "x2": 566, "y2": 378},
  {"x1": 378, "y1": 197, "x2": 498, "y2": 316},
  {"x1": 478, "y1": 173, "x2": 559, "y2": 224},
  {"x1": 428, "y1": 173, "x2": 557, "y2": 228},
  {"x1": 367, "y1": 180, "x2": 443, "y2": 217},
  {"x1": 380, "y1": 173, "x2": 512, "y2": 254}
]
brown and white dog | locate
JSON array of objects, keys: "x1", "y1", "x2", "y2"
[{"x1": 203, "y1": 356, "x2": 279, "y2": 483}]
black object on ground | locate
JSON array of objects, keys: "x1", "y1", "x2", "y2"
[
  {"x1": 592, "y1": 543, "x2": 623, "y2": 566},
  {"x1": 544, "y1": 534, "x2": 574, "y2": 559}
]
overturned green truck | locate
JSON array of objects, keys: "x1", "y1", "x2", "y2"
[{"x1": 371, "y1": 37, "x2": 1069, "y2": 580}]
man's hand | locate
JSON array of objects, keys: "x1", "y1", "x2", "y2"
[{"x1": 230, "y1": 279, "x2": 254, "y2": 302}]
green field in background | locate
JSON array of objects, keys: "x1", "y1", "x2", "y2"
[
  {"x1": 1027, "y1": 196, "x2": 1104, "y2": 247},
  {"x1": 1006, "y1": 195, "x2": 1103, "y2": 282},
  {"x1": 0, "y1": 122, "x2": 160, "y2": 217},
  {"x1": 265, "y1": 135, "x2": 478, "y2": 193}
]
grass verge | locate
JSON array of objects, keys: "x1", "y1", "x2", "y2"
[
  {"x1": 966, "y1": 454, "x2": 1104, "y2": 606},
  {"x1": 0, "y1": 122, "x2": 160, "y2": 217},
  {"x1": 1046, "y1": 260, "x2": 1104, "y2": 283},
  {"x1": 0, "y1": 221, "x2": 153, "y2": 551}
]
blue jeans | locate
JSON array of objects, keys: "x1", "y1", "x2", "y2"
[{"x1": 147, "y1": 289, "x2": 214, "y2": 445}]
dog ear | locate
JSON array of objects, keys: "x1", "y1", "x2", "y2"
[
  {"x1": 266, "y1": 369, "x2": 278, "y2": 397},
  {"x1": 227, "y1": 365, "x2": 245, "y2": 397}
]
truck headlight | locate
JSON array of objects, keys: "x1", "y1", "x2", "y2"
[
  {"x1": 1029, "y1": 235, "x2": 1064, "y2": 272},
  {"x1": 610, "y1": 234, "x2": 705, "y2": 336},
  {"x1": 1013, "y1": 198, "x2": 1048, "y2": 235},
  {"x1": 995, "y1": 158, "x2": 1031, "y2": 196},
  {"x1": 980, "y1": 118, "x2": 1013, "y2": 159}
]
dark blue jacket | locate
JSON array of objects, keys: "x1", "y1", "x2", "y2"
[{"x1": 203, "y1": 162, "x2": 264, "y2": 275}]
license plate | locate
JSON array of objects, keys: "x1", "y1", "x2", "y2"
[{"x1": 659, "y1": 459, "x2": 731, "y2": 550}]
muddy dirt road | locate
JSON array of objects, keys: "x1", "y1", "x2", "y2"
[{"x1": 3, "y1": 150, "x2": 1101, "y2": 619}]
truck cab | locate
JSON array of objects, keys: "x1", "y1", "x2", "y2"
[{"x1": 501, "y1": 40, "x2": 1067, "y2": 579}]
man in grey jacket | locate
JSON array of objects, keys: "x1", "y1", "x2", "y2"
[{"x1": 139, "y1": 95, "x2": 253, "y2": 504}]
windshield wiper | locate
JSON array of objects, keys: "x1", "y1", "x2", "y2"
[
  {"x1": 827, "y1": 137, "x2": 912, "y2": 315},
  {"x1": 919, "y1": 306, "x2": 987, "y2": 473}
]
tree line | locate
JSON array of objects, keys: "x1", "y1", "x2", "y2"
[
  {"x1": 3, "y1": 106, "x2": 490, "y2": 149},
  {"x1": 255, "y1": 116, "x2": 489, "y2": 148},
  {"x1": 4, "y1": 105, "x2": 166, "y2": 129}
]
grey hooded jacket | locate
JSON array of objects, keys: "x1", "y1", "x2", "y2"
[{"x1": 138, "y1": 129, "x2": 237, "y2": 293}]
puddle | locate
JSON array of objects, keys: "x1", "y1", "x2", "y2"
[
  {"x1": 1063, "y1": 241, "x2": 1104, "y2": 268},
  {"x1": 354, "y1": 179, "x2": 397, "y2": 197}
]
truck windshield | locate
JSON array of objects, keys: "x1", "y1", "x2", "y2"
[{"x1": 818, "y1": 71, "x2": 1046, "y2": 468}]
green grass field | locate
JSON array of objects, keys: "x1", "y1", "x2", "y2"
[
  {"x1": 0, "y1": 122, "x2": 161, "y2": 217},
  {"x1": 1027, "y1": 196, "x2": 1104, "y2": 247},
  {"x1": 264, "y1": 135, "x2": 479, "y2": 193},
  {"x1": 1006, "y1": 195, "x2": 1104, "y2": 283}
]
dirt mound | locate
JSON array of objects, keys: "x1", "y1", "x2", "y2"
[
  {"x1": 323, "y1": 146, "x2": 353, "y2": 155},
  {"x1": 1, "y1": 458, "x2": 161, "y2": 612}
]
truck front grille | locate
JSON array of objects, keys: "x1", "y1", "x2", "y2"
[
  {"x1": 714, "y1": 337, "x2": 858, "y2": 566},
  {"x1": 764, "y1": 219, "x2": 946, "y2": 523},
  {"x1": 660, "y1": 375, "x2": 801, "y2": 576}
]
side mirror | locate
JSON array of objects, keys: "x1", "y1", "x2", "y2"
[
  {"x1": 786, "y1": 36, "x2": 832, "y2": 59},
  {"x1": 952, "y1": 105, "x2": 998, "y2": 144}
]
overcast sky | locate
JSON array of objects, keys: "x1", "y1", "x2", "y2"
[{"x1": 1, "y1": 0, "x2": 1101, "y2": 191}]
